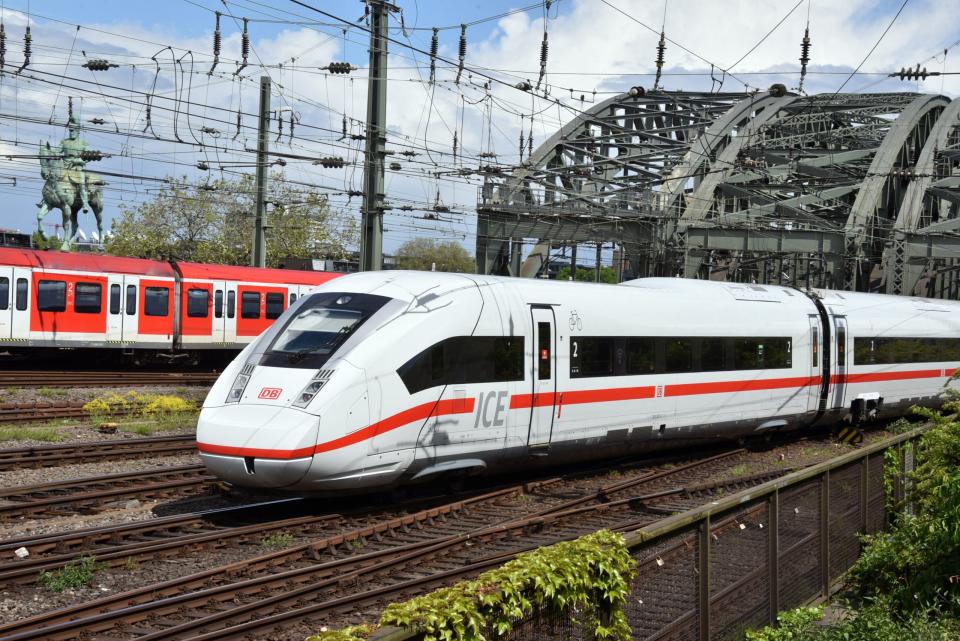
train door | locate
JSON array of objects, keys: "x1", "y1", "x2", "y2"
[
  {"x1": 832, "y1": 316, "x2": 848, "y2": 411},
  {"x1": 807, "y1": 315, "x2": 821, "y2": 413},
  {"x1": 527, "y1": 307, "x2": 556, "y2": 449},
  {"x1": 10, "y1": 268, "x2": 30, "y2": 340},
  {"x1": 211, "y1": 281, "x2": 227, "y2": 344},
  {"x1": 122, "y1": 278, "x2": 139, "y2": 341},
  {"x1": 0, "y1": 266, "x2": 11, "y2": 339},
  {"x1": 106, "y1": 275, "x2": 124, "y2": 342}
]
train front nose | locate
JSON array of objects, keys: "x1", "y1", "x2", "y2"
[{"x1": 196, "y1": 403, "x2": 320, "y2": 488}]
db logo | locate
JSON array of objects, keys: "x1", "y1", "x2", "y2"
[{"x1": 258, "y1": 387, "x2": 282, "y2": 400}]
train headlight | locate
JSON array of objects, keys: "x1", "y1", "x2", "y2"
[
  {"x1": 226, "y1": 363, "x2": 255, "y2": 403},
  {"x1": 292, "y1": 369, "x2": 334, "y2": 409}
]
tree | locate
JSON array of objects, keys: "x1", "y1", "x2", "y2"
[
  {"x1": 105, "y1": 174, "x2": 357, "y2": 266},
  {"x1": 556, "y1": 265, "x2": 619, "y2": 283},
  {"x1": 395, "y1": 238, "x2": 475, "y2": 273}
]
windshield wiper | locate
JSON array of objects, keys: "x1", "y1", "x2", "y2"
[{"x1": 286, "y1": 325, "x2": 355, "y2": 363}]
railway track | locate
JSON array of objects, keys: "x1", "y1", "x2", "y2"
[
  {"x1": 0, "y1": 435, "x2": 196, "y2": 470},
  {"x1": 0, "y1": 448, "x2": 798, "y2": 640},
  {"x1": 0, "y1": 464, "x2": 215, "y2": 520},
  {"x1": 0, "y1": 371, "x2": 218, "y2": 389}
]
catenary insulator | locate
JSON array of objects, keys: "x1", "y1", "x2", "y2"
[
  {"x1": 341, "y1": 114, "x2": 347, "y2": 140},
  {"x1": 455, "y1": 24, "x2": 466, "y2": 84},
  {"x1": 289, "y1": 112, "x2": 295, "y2": 143},
  {"x1": 536, "y1": 31, "x2": 548, "y2": 90},
  {"x1": 234, "y1": 110, "x2": 241, "y2": 139},
  {"x1": 628, "y1": 85, "x2": 645, "y2": 98},
  {"x1": 89, "y1": 118, "x2": 106, "y2": 125},
  {"x1": 653, "y1": 30, "x2": 666, "y2": 89},
  {"x1": 1, "y1": 22, "x2": 6, "y2": 69},
  {"x1": 208, "y1": 12, "x2": 221, "y2": 75},
  {"x1": 80, "y1": 150, "x2": 105, "y2": 161},
  {"x1": 17, "y1": 25, "x2": 30, "y2": 73},
  {"x1": 314, "y1": 156, "x2": 345, "y2": 169},
  {"x1": 452, "y1": 131, "x2": 458, "y2": 162},
  {"x1": 429, "y1": 27, "x2": 438, "y2": 83},
  {"x1": 236, "y1": 17, "x2": 249, "y2": 75},
  {"x1": 528, "y1": 131, "x2": 533, "y2": 157},
  {"x1": 82, "y1": 59, "x2": 118, "y2": 71},
  {"x1": 798, "y1": 27, "x2": 811, "y2": 92},
  {"x1": 519, "y1": 127, "x2": 524, "y2": 160},
  {"x1": 325, "y1": 62, "x2": 353, "y2": 74}
]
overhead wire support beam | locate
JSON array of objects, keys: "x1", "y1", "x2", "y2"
[
  {"x1": 359, "y1": 0, "x2": 396, "y2": 271},
  {"x1": 251, "y1": 75, "x2": 271, "y2": 268}
]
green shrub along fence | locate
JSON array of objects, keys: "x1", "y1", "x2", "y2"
[{"x1": 337, "y1": 428, "x2": 922, "y2": 641}]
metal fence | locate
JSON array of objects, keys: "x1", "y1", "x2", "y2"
[{"x1": 372, "y1": 428, "x2": 921, "y2": 641}]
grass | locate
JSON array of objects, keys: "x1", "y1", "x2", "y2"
[
  {"x1": 0, "y1": 426, "x2": 61, "y2": 443},
  {"x1": 729, "y1": 463, "x2": 749, "y2": 477},
  {"x1": 124, "y1": 557, "x2": 140, "y2": 572},
  {"x1": 117, "y1": 412, "x2": 199, "y2": 436},
  {"x1": 261, "y1": 532, "x2": 295, "y2": 550},
  {"x1": 38, "y1": 555, "x2": 102, "y2": 592}
]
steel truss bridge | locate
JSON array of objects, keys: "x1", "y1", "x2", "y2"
[{"x1": 477, "y1": 87, "x2": 960, "y2": 299}]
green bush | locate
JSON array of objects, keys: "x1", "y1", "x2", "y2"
[{"x1": 38, "y1": 555, "x2": 102, "y2": 592}]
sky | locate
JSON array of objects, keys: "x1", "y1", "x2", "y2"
[{"x1": 0, "y1": 0, "x2": 957, "y2": 256}]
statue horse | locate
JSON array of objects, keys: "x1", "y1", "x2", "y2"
[{"x1": 37, "y1": 141, "x2": 104, "y2": 250}]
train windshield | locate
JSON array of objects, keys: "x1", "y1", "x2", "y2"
[{"x1": 259, "y1": 292, "x2": 391, "y2": 368}]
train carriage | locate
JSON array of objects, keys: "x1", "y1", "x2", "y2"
[
  {"x1": 0, "y1": 248, "x2": 341, "y2": 355},
  {"x1": 196, "y1": 273, "x2": 960, "y2": 493}
]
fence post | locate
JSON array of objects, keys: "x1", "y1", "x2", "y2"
[
  {"x1": 820, "y1": 469, "x2": 830, "y2": 597},
  {"x1": 768, "y1": 489, "x2": 779, "y2": 624},
  {"x1": 698, "y1": 515, "x2": 711, "y2": 641},
  {"x1": 860, "y1": 455, "x2": 869, "y2": 533}
]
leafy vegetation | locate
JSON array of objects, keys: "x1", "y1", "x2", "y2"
[
  {"x1": 105, "y1": 174, "x2": 356, "y2": 266},
  {"x1": 38, "y1": 555, "x2": 102, "y2": 592},
  {"x1": 394, "y1": 238, "x2": 475, "y2": 273},
  {"x1": 0, "y1": 426, "x2": 61, "y2": 443},
  {"x1": 36, "y1": 387, "x2": 68, "y2": 398},
  {"x1": 556, "y1": 265, "x2": 619, "y2": 283},
  {"x1": 261, "y1": 532, "x2": 295, "y2": 550},
  {"x1": 314, "y1": 530, "x2": 635, "y2": 641},
  {"x1": 745, "y1": 606, "x2": 823, "y2": 641}
]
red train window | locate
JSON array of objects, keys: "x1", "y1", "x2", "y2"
[
  {"x1": 187, "y1": 289, "x2": 209, "y2": 318},
  {"x1": 265, "y1": 293, "x2": 284, "y2": 319},
  {"x1": 74, "y1": 282, "x2": 102, "y2": 314},
  {"x1": 241, "y1": 292, "x2": 260, "y2": 319},
  {"x1": 126, "y1": 285, "x2": 137, "y2": 316},
  {"x1": 0, "y1": 277, "x2": 7, "y2": 311},
  {"x1": 144, "y1": 287, "x2": 169, "y2": 317},
  {"x1": 37, "y1": 280, "x2": 66, "y2": 312}
]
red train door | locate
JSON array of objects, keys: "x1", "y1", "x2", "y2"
[
  {"x1": 0, "y1": 266, "x2": 11, "y2": 339},
  {"x1": 211, "y1": 281, "x2": 227, "y2": 344},
  {"x1": 106, "y1": 274, "x2": 124, "y2": 342},
  {"x1": 9, "y1": 268, "x2": 30, "y2": 340}
]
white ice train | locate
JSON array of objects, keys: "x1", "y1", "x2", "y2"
[{"x1": 196, "y1": 272, "x2": 960, "y2": 492}]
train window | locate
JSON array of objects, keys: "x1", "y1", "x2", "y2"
[
  {"x1": 15, "y1": 279, "x2": 27, "y2": 311},
  {"x1": 126, "y1": 285, "x2": 137, "y2": 316},
  {"x1": 571, "y1": 337, "x2": 615, "y2": 378},
  {"x1": 37, "y1": 280, "x2": 66, "y2": 312},
  {"x1": 836, "y1": 326, "x2": 846, "y2": 367},
  {"x1": 699, "y1": 338, "x2": 726, "y2": 371},
  {"x1": 537, "y1": 323, "x2": 551, "y2": 380},
  {"x1": 763, "y1": 338, "x2": 792, "y2": 369},
  {"x1": 265, "y1": 293, "x2": 284, "y2": 320},
  {"x1": 854, "y1": 336, "x2": 960, "y2": 365},
  {"x1": 214, "y1": 290, "x2": 223, "y2": 319},
  {"x1": 625, "y1": 338, "x2": 656, "y2": 375},
  {"x1": 144, "y1": 287, "x2": 169, "y2": 317},
  {"x1": 187, "y1": 289, "x2": 209, "y2": 318},
  {"x1": 74, "y1": 282, "x2": 102, "y2": 314},
  {"x1": 289, "y1": 293, "x2": 297, "y2": 306},
  {"x1": 241, "y1": 292, "x2": 260, "y2": 319},
  {"x1": 397, "y1": 336, "x2": 525, "y2": 394},
  {"x1": 227, "y1": 291, "x2": 236, "y2": 318},
  {"x1": 663, "y1": 338, "x2": 694, "y2": 373},
  {"x1": 0, "y1": 277, "x2": 7, "y2": 311},
  {"x1": 109, "y1": 284, "x2": 121, "y2": 315},
  {"x1": 812, "y1": 326, "x2": 819, "y2": 368},
  {"x1": 732, "y1": 339, "x2": 762, "y2": 369}
]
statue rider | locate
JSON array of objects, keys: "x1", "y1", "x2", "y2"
[{"x1": 60, "y1": 113, "x2": 90, "y2": 212}]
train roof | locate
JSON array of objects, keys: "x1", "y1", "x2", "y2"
[
  {"x1": 0, "y1": 247, "x2": 176, "y2": 277},
  {"x1": 174, "y1": 261, "x2": 341, "y2": 285}
]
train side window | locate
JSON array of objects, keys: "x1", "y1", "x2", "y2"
[
  {"x1": 125, "y1": 285, "x2": 137, "y2": 316},
  {"x1": 187, "y1": 289, "x2": 209, "y2": 318},
  {"x1": 811, "y1": 326, "x2": 819, "y2": 367},
  {"x1": 37, "y1": 280, "x2": 66, "y2": 312},
  {"x1": 214, "y1": 290, "x2": 223, "y2": 319},
  {"x1": 625, "y1": 337, "x2": 656, "y2": 375},
  {"x1": 241, "y1": 292, "x2": 260, "y2": 319},
  {"x1": 699, "y1": 338, "x2": 726, "y2": 371},
  {"x1": 74, "y1": 282, "x2": 102, "y2": 314},
  {"x1": 763, "y1": 338, "x2": 792, "y2": 369},
  {"x1": 16, "y1": 279, "x2": 28, "y2": 311},
  {"x1": 227, "y1": 291, "x2": 236, "y2": 318},
  {"x1": 265, "y1": 293, "x2": 284, "y2": 320},
  {"x1": 663, "y1": 338, "x2": 694, "y2": 373},
  {"x1": 537, "y1": 322, "x2": 551, "y2": 380},
  {"x1": 109, "y1": 284, "x2": 121, "y2": 315},
  {"x1": 289, "y1": 293, "x2": 297, "y2": 306},
  {"x1": 570, "y1": 337, "x2": 615, "y2": 378},
  {"x1": 397, "y1": 336, "x2": 524, "y2": 394},
  {"x1": 144, "y1": 287, "x2": 170, "y2": 317},
  {"x1": 0, "y1": 277, "x2": 8, "y2": 311}
]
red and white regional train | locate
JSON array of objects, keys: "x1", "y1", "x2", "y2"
[
  {"x1": 0, "y1": 248, "x2": 341, "y2": 355},
  {"x1": 197, "y1": 272, "x2": 960, "y2": 493}
]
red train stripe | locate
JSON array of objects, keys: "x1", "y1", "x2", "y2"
[{"x1": 199, "y1": 367, "x2": 957, "y2": 460}]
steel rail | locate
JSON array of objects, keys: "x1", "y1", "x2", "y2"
[{"x1": 0, "y1": 435, "x2": 196, "y2": 471}]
